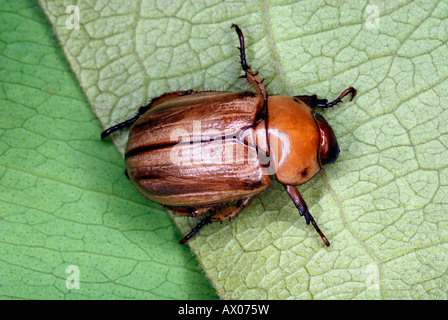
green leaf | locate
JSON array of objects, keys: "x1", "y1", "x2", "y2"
[
  {"x1": 36, "y1": 0, "x2": 448, "y2": 299},
  {"x1": 0, "y1": 0, "x2": 216, "y2": 299}
]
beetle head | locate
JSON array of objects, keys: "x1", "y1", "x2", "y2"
[{"x1": 314, "y1": 113, "x2": 340, "y2": 165}]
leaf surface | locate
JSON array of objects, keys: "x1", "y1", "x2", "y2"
[{"x1": 35, "y1": 0, "x2": 448, "y2": 299}]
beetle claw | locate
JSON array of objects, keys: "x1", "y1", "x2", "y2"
[
  {"x1": 348, "y1": 87, "x2": 357, "y2": 101},
  {"x1": 323, "y1": 87, "x2": 357, "y2": 108}
]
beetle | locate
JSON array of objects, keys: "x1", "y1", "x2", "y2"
[{"x1": 101, "y1": 24, "x2": 356, "y2": 246}]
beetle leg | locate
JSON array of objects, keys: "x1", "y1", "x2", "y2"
[
  {"x1": 101, "y1": 90, "x2": 197, "y2": 139},
  {"x1": 293, "y1": 94, "x2": 329, "y2": 109},
  {"x1": 166, "y1": 205, "x2": 213, "y2": 218},
  {"x1": 231, "y1": 24, "x2": 268, "y2": 100},
  {"x1": 100, "y1": 112, "x2": 142, "y2": 139},
  {"x1": 294, "y1": 87, "x2": 356, "y2": 110},
  {"x1": 284, "y1": 185, "x2": 330, "y2": 246},
  {"x1": 320, "y1": 87, "x2": 356, "y2": 109},
  {"x1": 179, "y1": 217, "x2": 212, "y2": 244},
  {"x1": 210, "y1": 197, "x2": 252, "y2": 223},
  {"x1": 179, "y1": 197, "x2": 252, "y2": 244}
]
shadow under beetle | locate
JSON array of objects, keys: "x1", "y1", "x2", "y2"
[{"x1": 101, "y1": 24, "x2": 356, "y2": 246}]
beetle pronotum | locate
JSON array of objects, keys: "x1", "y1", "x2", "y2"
[{"x1": 101, "y1": 24, "x2": 356, "y2": 246}]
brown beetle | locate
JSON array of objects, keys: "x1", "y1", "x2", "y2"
[{"x1": 101, "y1": 25, "x2": 356, "y2": 246}]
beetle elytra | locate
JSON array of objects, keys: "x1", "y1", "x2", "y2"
[{"x1": 101, "y1": 24, "x2": 356, "y2": 246}]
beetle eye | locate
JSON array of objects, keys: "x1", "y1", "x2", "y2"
[{"x1": 315, "y1": 113, "x2": 340, "y2": 165}]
